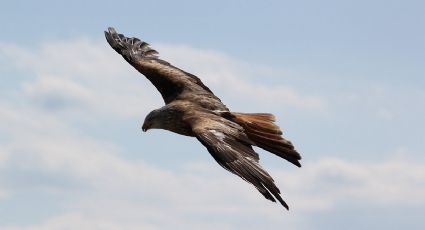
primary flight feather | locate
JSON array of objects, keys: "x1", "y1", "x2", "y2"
[{"x1": 105, "y1": 27, "x2": 301, "y2": 210}]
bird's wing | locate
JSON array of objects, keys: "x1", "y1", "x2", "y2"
[
  {"x1": 104, "y1": 27, "x2": 228, "y2": 111},
  {"x1": 184, "y1": 111, "x2": 289, "y2": 209}
]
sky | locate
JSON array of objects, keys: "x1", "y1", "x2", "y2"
[{"x1": 0, "y1": 0, "x2": 424, "y2": 229}]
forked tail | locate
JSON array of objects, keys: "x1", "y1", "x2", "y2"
[{"x1": 224, "y1": 112, "x2": 302, "y2": 167}]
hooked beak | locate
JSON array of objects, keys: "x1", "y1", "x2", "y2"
[{"x1": 142, "y1": 123, "x2": 149, "y2": 132}]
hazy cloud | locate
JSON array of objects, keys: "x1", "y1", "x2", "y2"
[
  {"x1": 156, "y1": 44, "x2": 328, "y2": 111},
  {"x1": 0, "y1": 39, "x2": 422, "y2": 230},
  {"x1": 1, "y1": 97, "x2": 424, "y2": 229}
]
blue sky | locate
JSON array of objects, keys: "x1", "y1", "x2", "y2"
[{"x1": 1, "y1": 0, "x2": 424, "y2": 229}]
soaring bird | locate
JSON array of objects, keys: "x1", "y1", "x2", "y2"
[{"x1": 105, "y1": 27, "x2": 301, "y2": 210}]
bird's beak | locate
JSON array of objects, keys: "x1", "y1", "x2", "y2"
[{"x1": 142, "y1": 123, "x2": 148, "y2": 132}]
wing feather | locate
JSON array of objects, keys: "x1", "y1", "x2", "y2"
[
  {"x1": 196, "y1": 130, "x2": 289, "y2": 209},
  {"x1": 104, "y1": 27, "x2": 227, "y2": 111},
  {"x1": 186, "y1": 112, "x2": 290, "y2": 209}
]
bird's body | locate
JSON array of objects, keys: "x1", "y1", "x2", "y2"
[{"x1": 105, "y1": 27, "x2": 301, "y2": 210}]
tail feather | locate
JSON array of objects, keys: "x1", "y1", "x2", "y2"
[
  {"x1": 227, "y1": 112, "x2": 302, "y2": 167},
  {"x1": 231, "y1": 113, "x2": 282, "y2": 135},
  {"x1": 231, "y1": 112, "x2": 276, "y2": 122}
]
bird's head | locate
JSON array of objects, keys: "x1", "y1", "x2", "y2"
[
  {"x1": 142, "y1": 109, "x2": 162, "y2": 132},
  {"x1": 142, "y1": 105, "x2": 185, "y2": 134}
]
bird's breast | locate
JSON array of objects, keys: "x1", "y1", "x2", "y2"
[{"x1": 163, "y1": 121, "x2": 194, "y2": 137}]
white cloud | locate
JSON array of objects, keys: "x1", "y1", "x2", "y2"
[
  {"x1": 0, "y1": 40, "x2": 158, "y2": 119},
  {"x1": 0, "y1": 213, "x2": 156, "y2": 230},
  {"x1": 0, "y1": 39, "x2": 326, "y2": 121},
  {"x1": 156, "y1": 44, "x2": 328, "y2": 111},
  {"x1": 2, "y1": 125, "x2": 424, "y2": 230},
  {"x1": 0, "y1": 39, "x2": 423, "y2": 229},
  {"x1": 1, "y1": 95, "x2": 424, "y2": 228},
  {"x1": 1, "y1": 100, "x2": 424, "y2": 229},
  {"x1": 278, "y1": 158, "x2": 425, "y2": 211}
]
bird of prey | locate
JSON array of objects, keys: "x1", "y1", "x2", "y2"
[{"x1": 105, "y1": 27, "x2": 301, "y2": 210}]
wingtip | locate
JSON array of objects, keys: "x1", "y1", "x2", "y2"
[
  {"x1": 107, "y1": 27, "x2": 116, "y2": 34},
  {"x1": 104, "y1": 27, "x2": 117, "y2": 37},
  {"x1": 295, "y1": 160, "x2": 302, "y2": 168},
  {"x1": 278, "y1": 197, "x2": 290, "y2": 210}
]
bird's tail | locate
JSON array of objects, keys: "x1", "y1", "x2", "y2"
[{"x1": 224, "y1": 112, "x2": 301, "y2": 167}]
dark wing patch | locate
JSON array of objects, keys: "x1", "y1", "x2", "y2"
[
  {"x1": 105, "y1": 27, "x2": 159, "y2": 60},
  {"x1": 105, "y1": 27, "x2": 227, "y2": 110},
  {"x1": 195, "y1": 129, "x2": 289, "y2": 210},
  {"x1": 185, "y1": 111, "x2": 289, "y2": 209}
]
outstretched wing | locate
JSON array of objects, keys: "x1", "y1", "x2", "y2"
[
  {"x1": 104, "y1": 27, "x2": 228, "y2": 111},
  {"x1": 185, "y1": 111, "x2": 290, "y2": 209}
]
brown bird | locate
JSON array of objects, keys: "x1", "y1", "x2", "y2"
[{"x1": 105, "y1": 27, "x2": 301, "y2": 210}]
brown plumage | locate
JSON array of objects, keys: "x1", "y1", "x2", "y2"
[{"x1": 105, "y1": 27, "x2": 301, "y2": 210}]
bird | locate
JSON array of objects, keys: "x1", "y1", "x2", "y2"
[{"x1": 104, "y1": 27, "x2": 301, "y2": 210}]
